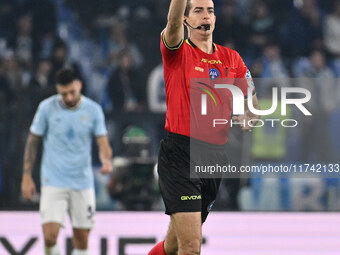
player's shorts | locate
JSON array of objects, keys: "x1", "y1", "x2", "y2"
[
  {"x1": 157, "y1": 132, "x2": 226, "y2": 223},
  {"x1": 40, "y1": 186, "x2": 95, "y2": 229}
]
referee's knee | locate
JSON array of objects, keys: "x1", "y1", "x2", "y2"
[
  {"x1": 178, "y1": 238, "x2": 201, "y2": 255},
  {"x1": 164, "y1": 240, "x2": 178, "y2": 255}
]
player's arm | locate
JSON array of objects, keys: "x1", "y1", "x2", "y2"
[
  {"x1": 96, "y1": 135, "x2": 113, "y2": 174},
  {"x1": 232, "y1": 95, "x2": 260, "y2": 132},
  {"x1": 163, "y1": 0, "x2": 186, "y2": 48},
  {"x1": 21, "y1": 132, "x2": 41, "y2": 201}
]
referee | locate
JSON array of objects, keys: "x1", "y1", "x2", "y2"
[{"x1": 148, "y1": 0, "x2": 260, "y2": 254}]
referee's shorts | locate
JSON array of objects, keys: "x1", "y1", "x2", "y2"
[{"x1": 157, "y1": 132, "x2": 228, "y2": 223}]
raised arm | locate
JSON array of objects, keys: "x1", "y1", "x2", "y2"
[
  {"x1": 96, "y1": 135, "x2": 113, "y2": 174},
  {"x1": 21, "y1": 133, "x2": 41, "y2": 201},
  {"x1": 163, "y1": 0, "x2": 186, "y2": 48}
]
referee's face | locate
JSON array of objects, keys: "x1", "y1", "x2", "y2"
[
  {"x1": 186, "y1": 0, "x2": 216, "y2": 35},
  {"x1": 57, "y1": 80, "x2": 82, "y2": 108}
]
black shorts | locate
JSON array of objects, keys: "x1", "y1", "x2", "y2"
[{"x1": 157, "y1": 132, "x2": 227, "y2": 223}]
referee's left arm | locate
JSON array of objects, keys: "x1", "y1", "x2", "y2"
[
  {"x1": 232, "y1": 94, "x2": 260, "y2": 132},
  {"x1": 245, "y1": 94, "x2": 260, "y2": 127}
]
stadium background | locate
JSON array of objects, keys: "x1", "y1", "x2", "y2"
[{"x1": 0, "y1": 0, "x2": 340, "y2": 254}]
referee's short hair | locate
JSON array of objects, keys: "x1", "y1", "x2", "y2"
[
  {"x1": 185, "y1": 0, "x2": 191, "y2": 16},
  {"x1": 55, "y1": 68, "x2": 79, "y2": 86}
]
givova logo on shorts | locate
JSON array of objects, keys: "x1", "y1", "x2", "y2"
[{"x1": 181, "y1": 195, "x2": 202, "y2": 200}]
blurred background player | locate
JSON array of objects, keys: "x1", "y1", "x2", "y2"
[
  {"x1": 148, "y1": 0, "x2": 259, "y2": 254},
  {"x1": 21, "y1": 68, "x2": 113, "y2": 255}
]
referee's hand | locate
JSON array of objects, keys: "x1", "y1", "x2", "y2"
[
  {"x1": 232, "y1": 114, "x2": 254, "y2": 132},
  {"x1": 21, "y1": 174, "x2": 37, "y2": 201}
]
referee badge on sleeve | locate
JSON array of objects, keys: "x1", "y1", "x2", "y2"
[{"x1": 245, "y1": 69, "x2": 255, "y2": 90}]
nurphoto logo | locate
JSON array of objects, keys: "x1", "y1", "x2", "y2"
[{"x1": 199, "y1": 83, "x2": 312, "y2": 128}]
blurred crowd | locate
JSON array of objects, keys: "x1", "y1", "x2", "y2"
[{"x1": 1, "y1": 0, "x2": 340, "y2": 209}]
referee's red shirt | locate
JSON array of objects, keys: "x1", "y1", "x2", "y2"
[{"x1": 160, "y1": 32, "x2": 255, "y2": 144}]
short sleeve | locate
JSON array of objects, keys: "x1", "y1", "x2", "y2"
[
  {"x1": 160, "y1": 29, "x2": 185, "y2": 64},
  {"x1": 235, "y1": 53, "x2": 256, "y2": 98},
  {"x1": 93, "y1": 105, "x2": 107, "y2": 137},
  {"x1": 30, "y1": 103, "x2": 48, "y2": 136}
]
